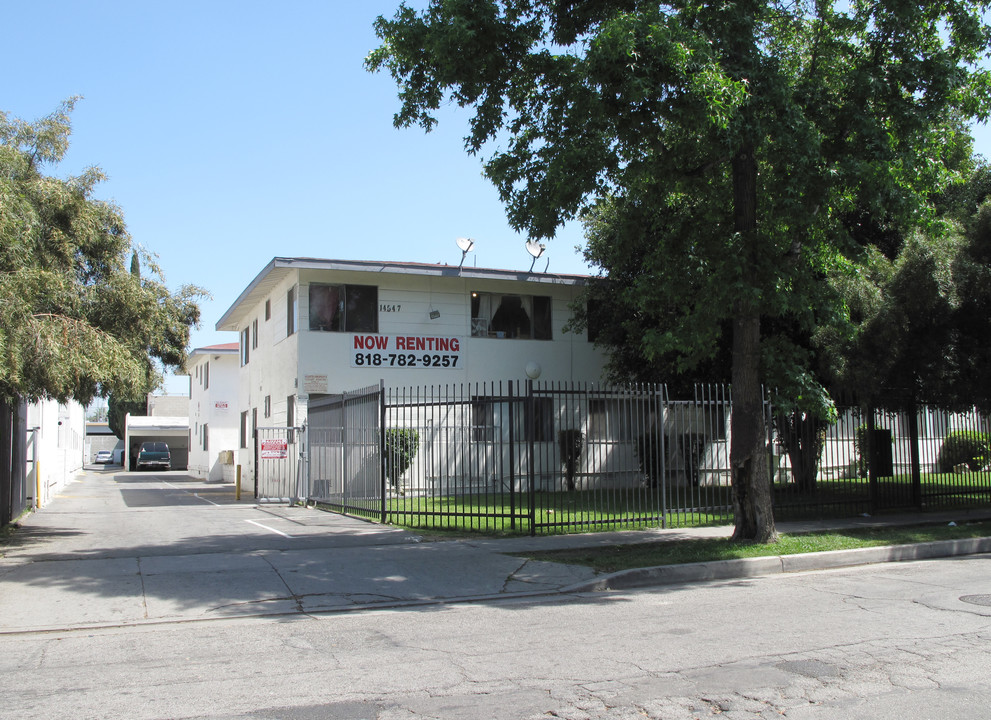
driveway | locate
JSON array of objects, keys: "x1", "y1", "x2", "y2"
[{"x1": 0, "y1": 469, "x2": 596, "y2": 633}]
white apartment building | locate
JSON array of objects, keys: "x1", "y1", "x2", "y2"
[
  {"x1": 186, "y1": 343, "x2": 240, "y2": 481},
  {"x1": 216, "y1": 257, "x2": 609, "y2": 491}
]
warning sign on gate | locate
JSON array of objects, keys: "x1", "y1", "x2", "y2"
[{"x1": 260, "y1": 438, "x2": 288, "y2": 459}]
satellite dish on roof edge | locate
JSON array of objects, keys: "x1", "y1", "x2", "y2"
[
  {"x1": 456, "y1": 237, "x2": 476, "y2": 269},
  {"x1": 525, "y1": 240, "x2": 546, "y2": 271}
]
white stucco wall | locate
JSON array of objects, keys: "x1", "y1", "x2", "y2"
[
  {"x1": 24, "y1": 399, "x2": 86, "y2": 508},
  {"x1": 188, "y1": 346, "x2": 240, "y2": 481},
  {"x1": 233, "y1": 271, "x2": 301, "y2": 490}
]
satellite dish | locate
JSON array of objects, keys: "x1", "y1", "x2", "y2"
[
  {"x1": 525, "y1": 240, "x2": 545, "y2": 258},
  {"x1": 525, "y1": 240, "x2": 546, "y2": 271},
  {"x1": 456, "y1": 237, "x2": 475, "y2": 253},
  {"x1": 456, "y1": 237, "x2": 476, "y2": 269}
]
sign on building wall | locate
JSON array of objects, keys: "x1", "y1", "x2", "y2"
[
  {"x1": 351, "y1": 335, "x2": 463, "y2": 369},
  {"x1": 214, "y1": 401, "x2": 230, "y2": 412},
  {"x1": 260, "y1": 438, "x2": 288, "y2": 459},
  {"x1": 304, "y1": 375, "x2": 328, "y2": 394}
]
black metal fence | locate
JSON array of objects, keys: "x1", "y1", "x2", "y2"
[{"x1": 304, "y1": 381, "x2": 991, "y2": 534}]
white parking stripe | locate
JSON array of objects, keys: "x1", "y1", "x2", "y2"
[
  {"x1": 245, "y1": 519, "x2": 293, "y2": 538},
  {"x1": 161, "y1": 481, "x2": 222, "y2": 506}
]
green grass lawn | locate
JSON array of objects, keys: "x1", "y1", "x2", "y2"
[
  {"x1": 514, "y1": 520, "x2": 991, "y2": 572},
  {"x1": 319, "y1": 470, "x2": 991, "y2": 535},
  {"x1": 380, "y1": 489, "x2": 733, "y2": 534}
]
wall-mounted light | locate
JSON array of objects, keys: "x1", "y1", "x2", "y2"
[{"x1": 525, "y1": 361, "x2": 542, "y2": 379}]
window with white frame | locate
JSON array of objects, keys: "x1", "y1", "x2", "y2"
[
  {"x1": 470, "y1": 292, "x2": 552, "y2": 339},
  {"x1": 240, "y1": 327, "x2": 250, "y2": 366}
]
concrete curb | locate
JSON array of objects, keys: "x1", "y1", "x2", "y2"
[{"x1": 564, "y1": 536, "x2": 991, "y2": 593}]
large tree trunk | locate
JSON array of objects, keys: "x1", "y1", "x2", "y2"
[{"x1": 730, "y1": 143, "x2": 777, "y2": 543}]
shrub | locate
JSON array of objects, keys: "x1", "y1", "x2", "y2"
[
  {"x1": 558, "y1": 429, "x2": 584, "y2": 491},
  {"x1": 853, "y1": 424, "x2": 868, "y2": 478},
  {"x1": 384, "y1": 428, "x2": 420, "y2": 492},
  {"x1": 635, "y1": 432, "x2": 663, "y2": 488},
  {"x1": 937, "y1": 431, "x2": 990, "y2": 473}
]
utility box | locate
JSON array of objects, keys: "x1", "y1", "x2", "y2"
[{"x1": 869, "y1": 429, "x2": 894, "y2": 478}]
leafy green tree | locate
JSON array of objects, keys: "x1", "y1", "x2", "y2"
[
  {"x1": 108, "y1": 393, "x2": 146, "y2": 440},
  {"x1": 819, "y1": 230, "x2": 964, "y2": 411},
  {"x1": 818, "y1": 163, "x2": 991, "y2": 413},
  {"x1": 0, "y1": 100, "x2": 205, "y2": 407},
  {"x1": 368, "y1": 0, "x2": 991, "y2": 542},
  {"x1": 951, "y1": 199, "x2": 991, "y2": 413}
]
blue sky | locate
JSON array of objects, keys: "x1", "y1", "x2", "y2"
[
  {"x1": 7, "y1": 2, "x2": 991, "y2": 394},
  {"x1": 7, "y1": 2, "x2": 590, "y2": 392}
]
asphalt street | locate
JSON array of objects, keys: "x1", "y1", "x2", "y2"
[{"x1": 4, "y1": 469, "x2": 991, "y2": 719}]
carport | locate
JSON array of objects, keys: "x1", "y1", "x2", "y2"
[{"x1": 124, "y1": 415, "x2": 190, "y2": 471}]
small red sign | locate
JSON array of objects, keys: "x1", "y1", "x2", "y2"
[{"x1": 260, "y1": 438, "x2": 288, "y2": 459}]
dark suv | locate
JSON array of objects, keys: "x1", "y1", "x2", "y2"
[{"x1": 136, "y1": 442, "x2": 171, "y2": 471}]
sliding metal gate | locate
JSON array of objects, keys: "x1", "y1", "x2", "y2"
[
  {"x1": 254, "y1": 425, "x2": 304, "y2": 502},
  {"x1": 307, "y1": 384, "x2": 383, "y2": 518}
]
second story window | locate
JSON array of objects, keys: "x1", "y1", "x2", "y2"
[
  {"x1": 471, "y1": 292, "x2": 552, "y2": 339},
  {"x1": 240, "y1": 327, "x2": 250, "y2": 366},
  {"x1": 309, "y1": 284, "x2": 378, "y2": 332},
  {"x1": 287, "y1": 286, "x2": 298, "y2": 336}
]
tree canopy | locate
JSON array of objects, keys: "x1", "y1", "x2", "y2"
[
  {"x1": 0, "y1": 100, "x2": 205, "y2": 406},
  {"x1": 368, "y1": 0, "x2": 991, "y2": 541}
]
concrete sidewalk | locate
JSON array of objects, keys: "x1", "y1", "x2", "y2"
[{"x1": 2, "y1": 469, "x2": 991, "y2": 634}]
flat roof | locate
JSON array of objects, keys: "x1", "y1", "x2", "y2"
[
  {"x1": 216, "y1": 257, "x2": 592, "y2": 332},
  {"x1": 190, "y1": 343, "x2": 239, "y2": 355},
  {"x1": 125, "y1": 415, "x2": 189, "y2": 432},
  {"x1": 86, "y1": 422, "x2": 115, "y2": 436}
]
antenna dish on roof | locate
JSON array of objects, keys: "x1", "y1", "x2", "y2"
[
  {"x1": 525, "y1": 240, "x2": 545, "y2": 258},
  {"x1": 456, "y1": 237, "x2": 476, "y2": 269},
  {"x1": 525, "y1": 240, "x2": 546, "y2": 271}
]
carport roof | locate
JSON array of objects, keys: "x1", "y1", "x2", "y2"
[{"x1": 126, "y1": 415, "x2": 189, "y2": 433}]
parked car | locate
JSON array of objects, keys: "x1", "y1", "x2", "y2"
[
  {"x1": 136, "y1": 442, "x2": 171, "y2": 471},
  {"x1": 95, "y1": 450, "x2": 114, "y2": 464}
]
